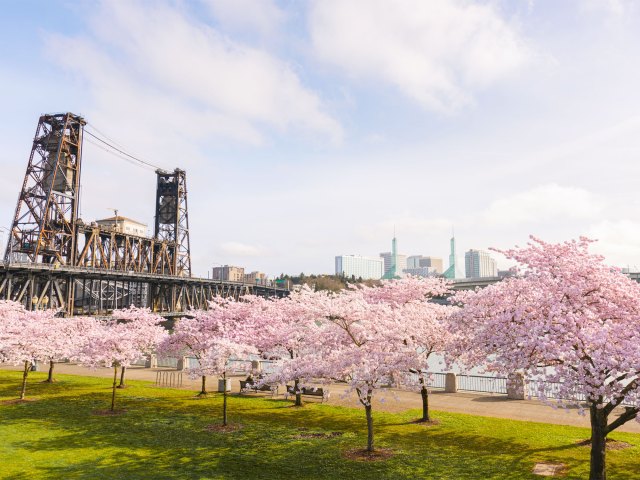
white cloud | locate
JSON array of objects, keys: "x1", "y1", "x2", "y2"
[
  {"x1": 482, "y1": 184, "x2": 604, "y2": 225},
  {"x1": 219, "y1": 241, "x2": 269, "y2": 257},
  {"x1": 582, "y1": 0, "x2": 630, "y2": 16},
  {"x1": 309, "y1": 0, "x2": 530, "y2": 111},
  {"x1": 204, "y1": 0, "x2": 286, "y2": 38},
  {"x1": 45, "y1": 1, "x2": 341, "y2": 145},
  {"x1": 588, "y1": 220, "x2": 640, "y2": 269}
]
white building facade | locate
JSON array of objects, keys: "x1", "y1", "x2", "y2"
[
  {"x1": 335, "y1": 255, "x2": 384, "y2": 280},
  {"x1": 95, "y1": 216, "x2": 148, "y2": 237},
  {"x1": 465, "y1": 249, "x2": 498, "y2": 278}
]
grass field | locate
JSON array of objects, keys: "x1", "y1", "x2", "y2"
[{"x1": 1, "y1": 370, "x2": 640, "y2": 479}]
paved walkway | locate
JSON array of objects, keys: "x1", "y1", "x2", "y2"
[{"x1": 4, "y1": 364, "x2": 640, "y2": 434}]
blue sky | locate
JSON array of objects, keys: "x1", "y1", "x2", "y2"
[{"x1": 2, "y1": 0, "x2": 640, "y2": 277}]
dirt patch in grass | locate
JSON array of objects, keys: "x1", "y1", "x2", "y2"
[
  {"x1": 576, "y1": 438, "x2": 632, "y2": 450},
  {"x1": 205, "y1": 423, "x2": 243, "y2": 433},
  {"x1": 189, "y1": 394, "x2": 211, "y2": 400},
  {"x1": 532, "y1": 463, "x2": 566, "y2": 477},
  {"x1": 343, "y1": 448, "x2": 394, "y2": 462},
  {"x1": 293, "y1": 430, "x2": 344, "y2": 439},
  {"x1": 410, "y1": 418, "x2": 441, "y2": 426},
  {"x1": 1, "y1": 398, "x2": 37, "y2": 405},
  {"x1": 92, "y1": 409, "x2": 127, "y2": 416}
]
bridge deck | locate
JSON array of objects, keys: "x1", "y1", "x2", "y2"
[{"x1": 0, "y1": 262, "x2": 287, "y2": 316}]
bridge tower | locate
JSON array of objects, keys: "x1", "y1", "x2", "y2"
[
  {"x1": 154, "y1": 168, "x2": 192, "y2": 277},
  {"x1": 5, "y1": 113, "x2": 85, "y2": 265}
]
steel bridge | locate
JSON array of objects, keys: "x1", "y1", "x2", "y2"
[{"x1": 1, "y1": 112, "x2": 287, "y2": 316}]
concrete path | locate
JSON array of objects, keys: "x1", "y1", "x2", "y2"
[{"x1": 4, "y1": 364, "x2": 640, "y2": 434}]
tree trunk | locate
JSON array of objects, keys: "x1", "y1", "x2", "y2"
[
  {"x1": 198, "y1": 375, "x2": 208, "y2": 396},
  {"x1": 294, "y1": 378, "x2": 303, "y2": 407},
  {"x1": 420, "y1": 384, "x2": 430, "y2": 422},
  {"x1": 20, "y1": 361, "x2": 30, "y2": 400},
  {"x1": 111, "y1": 365, "x2": 118, "y2": 412},
  {"x1": 45, "y1": 360, "x2": 55, "y2": 383},
  {"x1": 222, "y1": 372, "x2": 228, "y2": 426},
  {"x1": 589, "y1": 405, "x2": 608, "y2": 480},
  {"x1": 117, "y1": 366, "x2": 127, "y2": 388},
  {"x1": 365, "y1": 404, "x2": 374, "y2": 452}
]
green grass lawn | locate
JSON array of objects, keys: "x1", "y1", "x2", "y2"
[{"x1": 1, "y1": 370, "x2": 639, "y2": 479}]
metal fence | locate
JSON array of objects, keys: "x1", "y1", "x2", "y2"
[
  {"x1": 131, "y1": 357, "x2": 147, "y2": 367},
  {"x1": 426, "y1": 372, "x2": 447, "y2": 389},
  {"x1": 227, "y1": 359, "x2": 252, "y2": 375},
  {"x1": 527, "y1": 380, "x2": 584, "y2": 402},
  {"x1": 526, "y1": 380, "x2": 635, "y2": 406},
  {"x1": 457, "y1": 374, "x2": 507, "y2": 394},
  {"x1": 156, "y1": 356, "x2": 179, "y2": 368},
  {"x1": 409, "y1": 372, "x2": 447, "y2": 389}
]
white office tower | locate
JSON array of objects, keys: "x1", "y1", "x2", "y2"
[
  {"x1": 335, "y1": 255, "x2": 384, "y2": 280},
  {"x1": 465, "y1": 249, "x2": 498, "y2": 278}
]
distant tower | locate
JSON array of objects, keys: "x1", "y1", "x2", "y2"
[
  {"x1": 5, "y1": 113, "x2": 85, "y2": 264},
  {"x1": 154, "y1": 168, "x2": 192, "y2": 277},
  {"x1": 443, "y1": 235, "x2": 456, "y2": 279},
  {"x1": 382, "y1": 235, "x2": 399, "y2": 279}
]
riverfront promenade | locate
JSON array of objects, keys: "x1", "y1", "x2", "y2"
[{"x1": 5, "y1": 363, "x2": 640, "y2": 434}]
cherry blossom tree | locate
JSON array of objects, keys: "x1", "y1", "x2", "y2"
[
  {"x1": 41, "y1": 315, "x2": 95, "y2": 383},
  {"x1": 0, "y1": 301, "x2": 29, "y2": 365},
  {"x1": 159, "y1": 315, "x2": 213, "y2": 396},
  {"x1": 359, "y1": 277, "x2": 453, "y2": 422},
  {"x1": 296, "y1": 289, "x2": 416, "y2": 453},
  {"x1": 395, "y1": 300, "x2": 453, "y2": 422},
  {"x1": 450, "y1": 237, "x2": 640, "y2": 480},
  {"x1": 163, "y1": 299, "x2": 256, "y2": 425},
  {"x1": 78, "y1": 307, "x2": 166, "y2": 412},
  {"x1": 0, "y1": 302, "x2": 84, "y2": 399},
  {"x1": 243, "y1": 288, "x2": 326, "y2": 407}
]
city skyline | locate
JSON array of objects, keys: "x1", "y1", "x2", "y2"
[{"x1": 2, "y1": 1, "x2": 640, "y2": 277}]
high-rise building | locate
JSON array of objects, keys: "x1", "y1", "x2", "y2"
[
  {"x1": 212, "y1": 265, "x2": 245, "y2": 282},
  {"x1": 465, "y1": 249, "x2": 498, "y2": 278},
  {"x1": 335, "y1": 255, "x2": 384, "y2": 280}
]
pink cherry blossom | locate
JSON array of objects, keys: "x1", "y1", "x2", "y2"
[
  {"x1": 78, "y1": 307, "x2": 166, "y2": 411},
  {"x1": 161, "y1": 298, "x2": 256, "y2": 425},
  {"x1": 0, "y1": 301, "x2": 89, "y2": 399},
  {"x1": 450, "y1": 237, "x2": 640, "y2": 480}
]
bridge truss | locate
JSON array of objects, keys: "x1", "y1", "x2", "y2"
[
  {"x1": 2, "y1": 112, "x2": 287, "y2": 315},
  {"x1": 0, "y1": 263, "x2": 285, "y2": 317}
]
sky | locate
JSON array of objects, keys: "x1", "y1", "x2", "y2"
[{"x1": 2, "y1": 0, "x2": 640, "y2": 278}]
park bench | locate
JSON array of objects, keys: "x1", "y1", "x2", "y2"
[
  {"x1": 239, "y1": 379, "x2": 279, "y2": 398},
  {"x1": 284, "y1": 385, "x2": 330, "y2": 403}
]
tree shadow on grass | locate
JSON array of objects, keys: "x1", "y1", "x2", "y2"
[
  {"x1": 3, "y1": 380, "x2": 640, "y2": 480},
  {"x1": 0, "y1": 371, "x2": 106, "y2": 399},
  {"x1": 1, "y1": 392, "x2": 368, "y2": 479}
]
